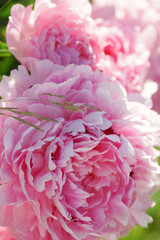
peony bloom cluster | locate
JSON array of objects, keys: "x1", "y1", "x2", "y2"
[
  {"x1": 6, "y1": 0, "x2": 100, "y2": 69},
  {"x1": 0, "y1": 0, "x2": 160, "y2": 240},
  {"x1": 0, "y1": 61, "x2": 160, "y2": 240},
  {"x1": 6, "y1": 0, "x2": 150, "y2": 94},
  {"x1": 94, "y1": 19, "x2": 150, "y2": 93},
  {"x1": 92, "y1": 0, "x2": 160, "y2": 111}
]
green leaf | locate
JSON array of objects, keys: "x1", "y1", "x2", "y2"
[
  {"x1": 83, "y1": 104, "x2": 102, "y2": 111},
  {"x1": 11, "y1": 115, "x2": 43, "y2": 132},
  {"x1": 0, "y1": 97, "x2": 86, "y2": 112},
  {"x1": 42, "y1": 93, "x2": 86, "y2": 111},
  {"x1": 0, "y1": 40, "x2": 8, "y2": 49},
  {"x1": 0, "y1": 49, "x2": 11, "y2": 57},
  {"x1": 50, "y1": 101, "x2": 86, "y2": 112},
  {"x1": 0, "y1": 107, "x2": 58, "y2": 123},
  {"x1": 154, "y1": 146, "x2": 160, "y2": 151},
  {"x1": 63, "y1": 101, "x2": 86, "y2": 111},
  {"x1": 0, "y1": 56, "x2": 19, "y2": 76},
  {"x1": 0, "y1": 0, "x2": 12, "y2": 12},
  {"x1": 0, "y1": 107, "x2": 19, "y2": 110},
  {"x1": 9, "y1": 109, "x2": 58, "y2": 122},
  {"x1": 0, "y1": 112, "x2": 43, "y2": 132},
  {"x1": 63, "y1": 101, "x2": 75, "y2": 106},
  {"x1": 42, "y1": 93, "x2": 65, "y2": 98}
]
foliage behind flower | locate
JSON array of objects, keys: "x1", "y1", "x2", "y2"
[{"x1": 0, "y1": 60, "x2": 159, "y2": 240}]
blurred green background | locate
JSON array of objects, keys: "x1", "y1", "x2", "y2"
[{"x1": 0, "y1": 1, "x2": 160, "y2": 240}]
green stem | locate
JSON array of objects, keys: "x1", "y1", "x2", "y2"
[{"x1": 0, "y1": 0, "x2": 12, "y2": 11}]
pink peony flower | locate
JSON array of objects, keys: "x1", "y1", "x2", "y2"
[
  {"x1": 94, "y1": 19, "x2": 150, "y2": 93},
  {"x1": 0, "y1": 60, "x2": 159, "y2": 240},
  {"x1": 0, "y1": 226, "x2": 15, "y2": 240},
  {"x1": 6, "y1": 0, "x2": 151, "y2": 94},
  {"x1": 92, "y1": 0, "x2": 160, "y2": 23},
  {"x1": 0, "y1": 115, "x2": 6, "y2": 166},
  {"x1": 6, "y1": 0, "x2": 100, "y2": 69},
  {"x1": 92, "y1": 0, "x2": 160, "y2": 111}
]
